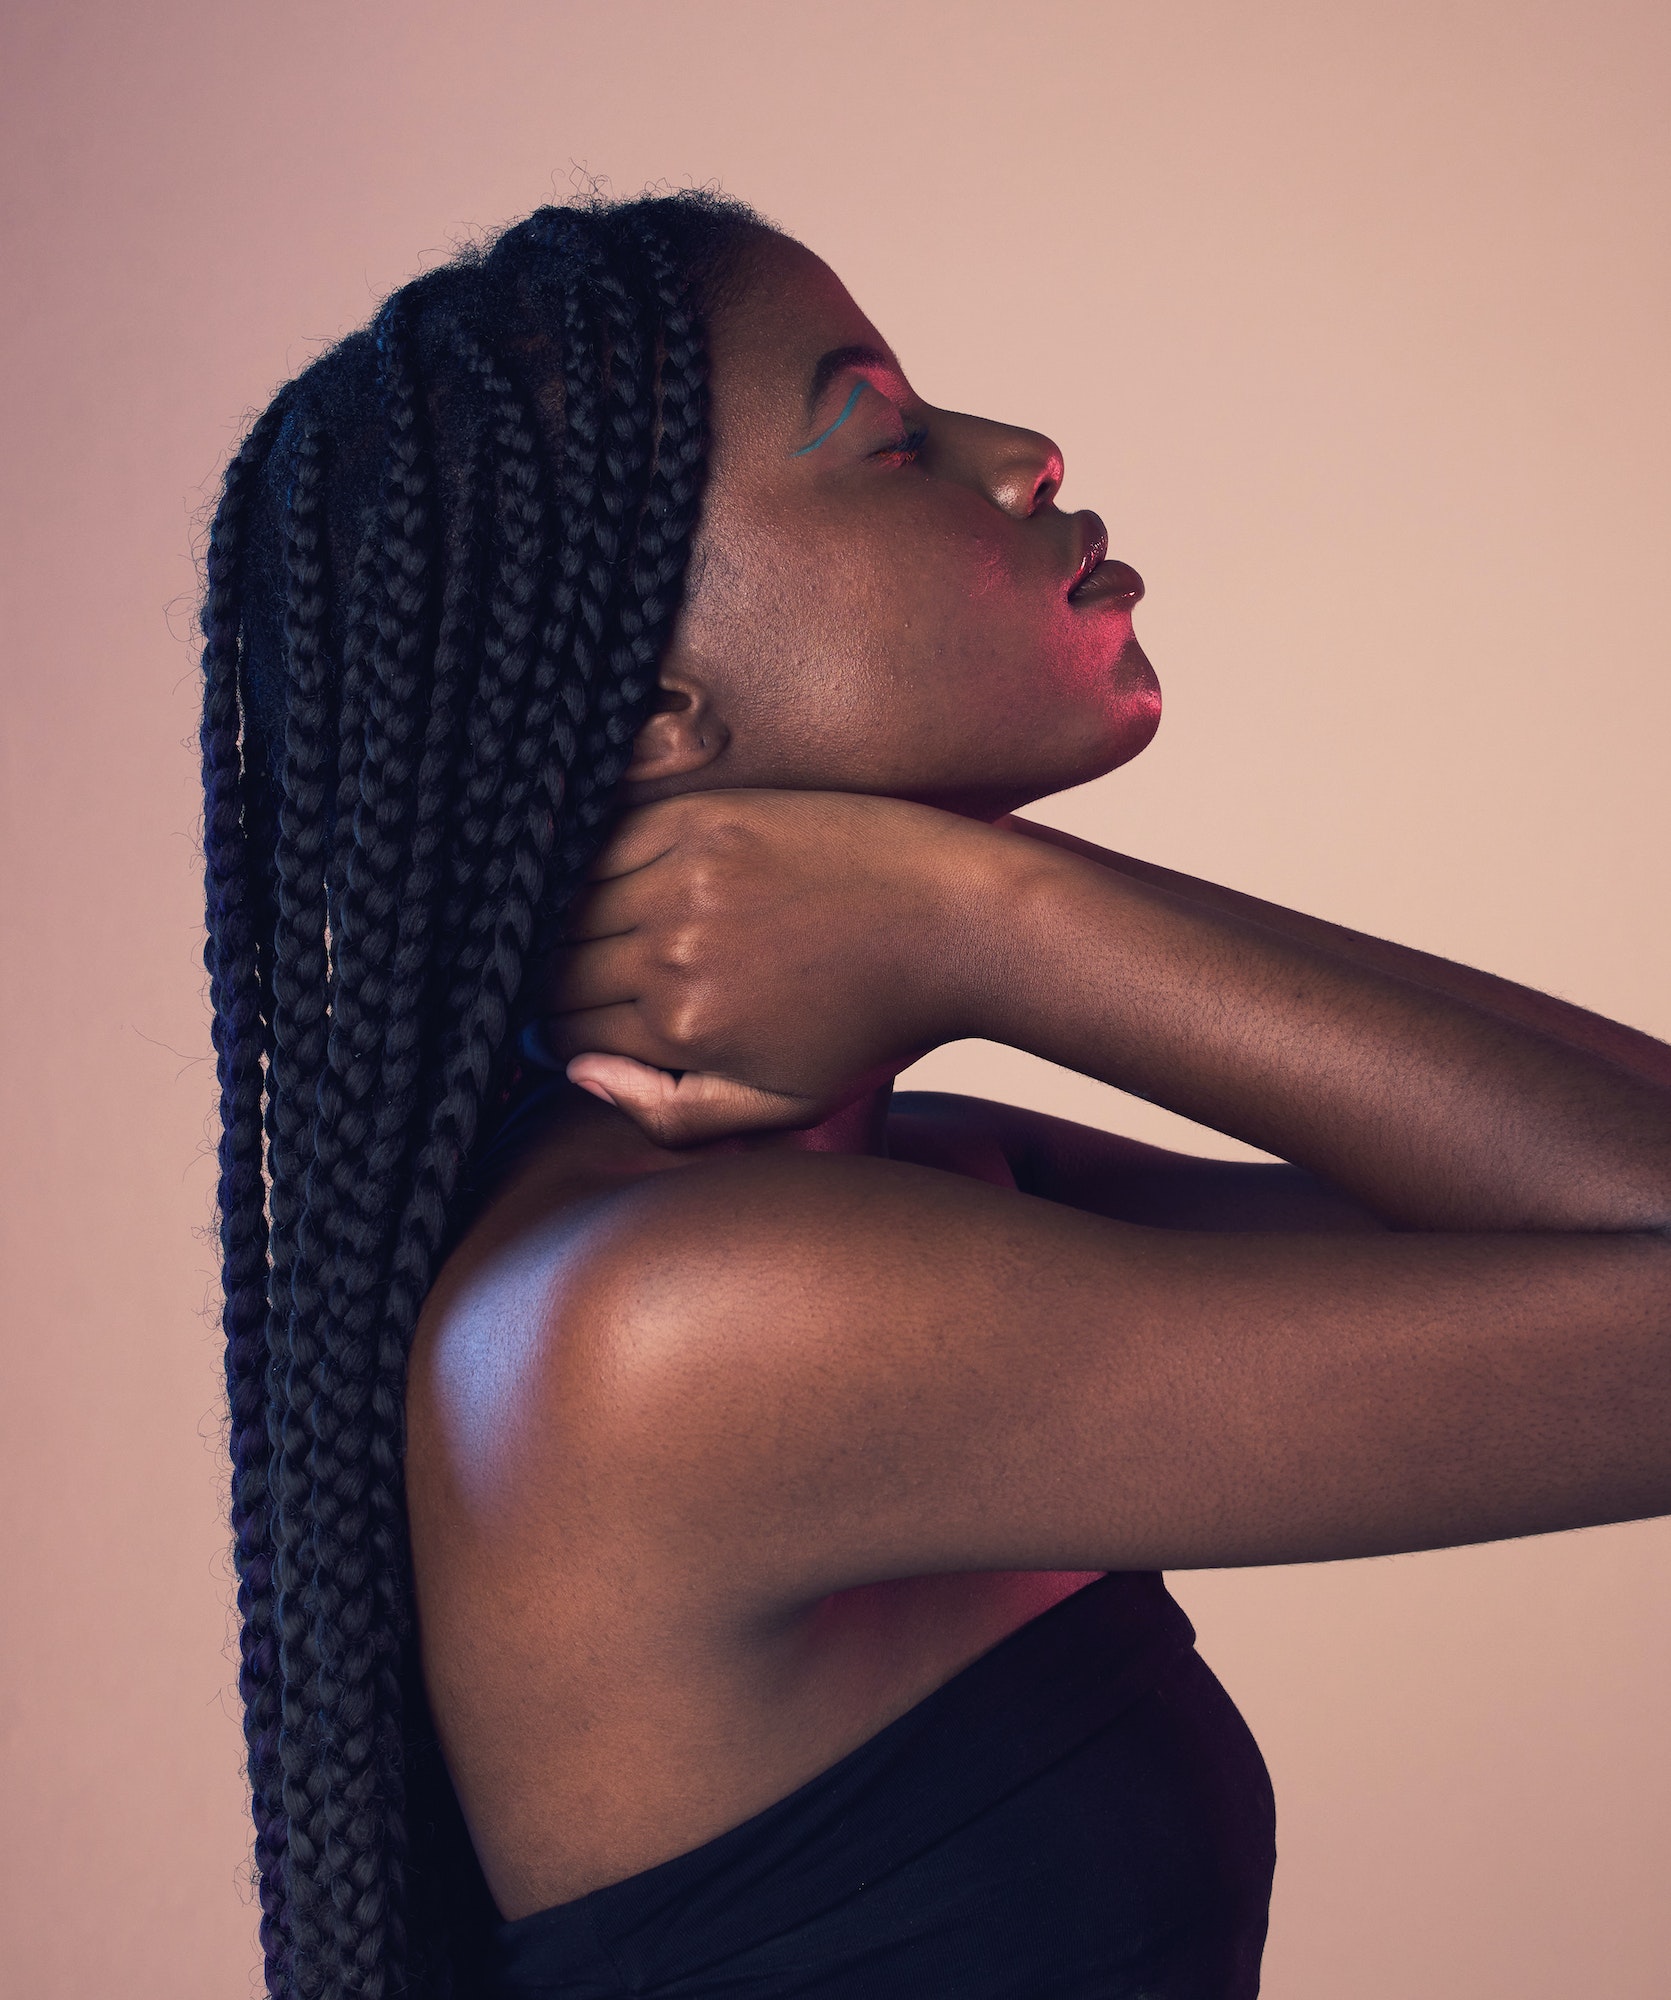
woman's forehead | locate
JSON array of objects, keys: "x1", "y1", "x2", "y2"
[{"x1": 711, "y1": 233, "x2": 894, "y2": 402}]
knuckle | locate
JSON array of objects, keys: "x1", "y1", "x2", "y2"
[
  {"x1": 702, "y1": 818, "x2": 755, "y2": 860},
  {"x1": 681, "y1": 807, "x2": 758, "y2": 869},
  {"x1": 659, "y1": 922, "x2": 704, "y2": 972},
  {"x1": 660, "y1": 993, "x2": 712, "y2": 1054},
  {"x1": 686, "y1": 846, "x2": 753, "y2": 914}
]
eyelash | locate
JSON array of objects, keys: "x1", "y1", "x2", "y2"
[{"x1": 872, "y1": 424, "x2": 929, "y2": 466}]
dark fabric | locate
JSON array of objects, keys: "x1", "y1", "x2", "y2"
[{"x1": 485, "y1": 1570, "x2": 1275, "y2": 1998}]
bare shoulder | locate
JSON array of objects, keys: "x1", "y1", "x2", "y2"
[
  {"x1": 404, "y1": 1151, "x2": 1120, "y2": 1911},
  {"x1": 409, "y1": 1148, "x2": 1030, "y2": 1527},
  {"x1": 411, "y1": 1142, "x2": 1671, "y2": 1624}
]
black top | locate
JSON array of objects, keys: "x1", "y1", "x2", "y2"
[{"x1": 485, "y1": 1570, "x2": 1275, "y2": 1999}]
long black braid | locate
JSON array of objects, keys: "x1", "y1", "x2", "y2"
[{"x1": 198, "y1": 191, "x2": 763, "y2": 1999}]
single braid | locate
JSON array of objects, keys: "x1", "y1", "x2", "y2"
[
  {"x1": 201, "y1": 189, "x2": 757, "y2": 2000},
  {"x1": 536, "y1": 220, "x2": 611, "y2": 747},
  {"x1": 199, "y1": 391, "x2": 294, "y2": 1987},
  {"x1": 559, "y1": 221, "x2": 711, "y2": 877},
  {"x1": 293, "y1": 297, "x2": 440, "y2": 1991},
  {"x1": 560, "y1": 242, "x2": 660, "y2": 832},
  {"x1": 257, "y1": 410, "x2": 346, "y2": 1994},
  {"x1": 439, "y1": 326, "x2": 559, "y2": 955},
  {"x1": 516, "y1": 221, "x2": 632, "y2": 841}
]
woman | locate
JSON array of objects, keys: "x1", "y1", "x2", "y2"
[{"x1": 201, "y1": 190, "x2": 1671, "y2": 1999}]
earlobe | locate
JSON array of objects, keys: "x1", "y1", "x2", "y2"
[{"x1": 621, "y1": 672, "x2": 731, "y2": 785}]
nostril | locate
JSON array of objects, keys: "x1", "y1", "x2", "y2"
[
  {"x1": 1031, "y1": 446, "x2": 1065, "y2": 516},
  {"x1": 988, "y1": 434, "x2": 1066, "y2": 518}
]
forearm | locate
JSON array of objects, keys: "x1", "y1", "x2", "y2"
[
  {"x1": 963, "y1": 830, "x2": 1671, "y2": 1236},
  {"x1": 1005, "y1": 816, "x2": 1671, "y2": 1092}
]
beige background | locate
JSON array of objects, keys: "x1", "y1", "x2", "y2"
[{"x1": 2, "y1": 2, "x2": 1667, "y2": 1993}]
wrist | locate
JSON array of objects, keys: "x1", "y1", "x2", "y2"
[{"x1": 915, "y1": 819, "x2": 1086, "y2": 1049}]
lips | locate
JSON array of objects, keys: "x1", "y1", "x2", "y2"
[{"x1": 1067, "y1": 510, "x2": 1144, "y2": 606}]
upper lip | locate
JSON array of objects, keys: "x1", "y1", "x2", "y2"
[
  {"x1": 1068, "y1": 511, "x2": 1110, "y2": 594},
  {"x1": 1066, "y1": 510, "x2": 1145, "y2": 605}
]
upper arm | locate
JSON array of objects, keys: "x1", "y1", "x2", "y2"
[
  {"x1": 890, "y1": 1089, "x2": 1390, "y2": 1233},
  {"x1": 568, "y1": 1150, "x2": 1671, "y2": 1616}
]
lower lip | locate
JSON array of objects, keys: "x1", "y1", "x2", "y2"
[{"x1": 1070, "y1": 557, "x2": 1146, "y2": 606}]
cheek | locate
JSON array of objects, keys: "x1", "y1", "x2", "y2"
[
  {"x1": 682, "y1": 536, "x2": 937, "y2": 774},
  {"x1": 683, "y1": 484, "x2": 1150, "y2": 791},
  {"x1": 850, "y1": 536, "x2": 1121, "y2": 748}
]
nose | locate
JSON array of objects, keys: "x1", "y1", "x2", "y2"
[{"x1": 985, "y1": 424, "x2": 1064, "y2": 520}]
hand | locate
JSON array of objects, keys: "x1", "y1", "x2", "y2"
[{"x1": 541, "y1": 789, "x2": 1005, "y2": 1145}]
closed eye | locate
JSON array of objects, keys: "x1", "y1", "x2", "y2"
[{"x1": 873, "y1": 423, "x2": 929, "y2": 467}]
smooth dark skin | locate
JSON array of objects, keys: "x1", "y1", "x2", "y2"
[{"x1": 406, "y1": 229, "x2": 1671, "y2": 1920}]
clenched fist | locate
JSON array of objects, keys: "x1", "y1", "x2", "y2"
[{"x1": 540, "y1": 790, "x2": 1017, "y2": 1145}]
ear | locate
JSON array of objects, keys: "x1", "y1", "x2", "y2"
[{"x1": 620, "y1": 669, "x2": 731, "y2": 787}]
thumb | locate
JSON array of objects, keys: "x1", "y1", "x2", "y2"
[{"x1": 564, "y1": 1054, "x2": 816, "y2": 1148}]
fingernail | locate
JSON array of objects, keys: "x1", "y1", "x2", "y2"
[{"x1": 575, "y1": 1079, "x2": 617, "y2": 1107}]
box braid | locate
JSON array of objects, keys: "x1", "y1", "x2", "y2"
[{"x1": 197, "y1": 191, "x2": 762, "y2": 1999}]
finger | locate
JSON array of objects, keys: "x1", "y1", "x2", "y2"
[
  {"x1": 565, "y1": 1054, "x2": 818, "y2": 1148},
  {"x1": 582, "y1": 840, "x2": 674, "y2": 890},
  {"x1": 560, "y1": 870, "x2": 656, "y2": 942},
  {"x1": 540, "y1": 1003, "x2": 685, "y2": 1071},
  {"x1": 582, "y1": 800, "x2": 696, "y2": 883},
  {"x1": 545, "y1": 935, "x2": 646, "y2": 1014}
]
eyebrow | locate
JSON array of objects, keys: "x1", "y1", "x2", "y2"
[{"x1": 805, "y1": 342, "x2": 897, "y2": 414}]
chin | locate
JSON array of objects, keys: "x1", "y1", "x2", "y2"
[
  {"x1": 1105, "y1": 644, "x2": 1162, "y2": 769},
  {"x1": 1108, "y1": 699, "x2": 1162, "y2": 771},
  {"x1": 999, "y1": 698, "x2": 1162, "y2": 812}
]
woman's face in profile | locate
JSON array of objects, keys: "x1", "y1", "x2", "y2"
[{"x1": 650, "y1": 229, "x2": 1162, "y2": 819}]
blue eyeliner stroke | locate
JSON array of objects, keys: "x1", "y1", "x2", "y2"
[{"x1": 791, "y1": 381, "x2": 866, "y2": 456}]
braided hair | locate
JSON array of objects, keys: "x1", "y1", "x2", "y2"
[{"x1": 198, "y1": 191, "x2": 763, "y2": 1999}]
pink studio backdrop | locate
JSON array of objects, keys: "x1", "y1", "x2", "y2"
[{"x1": 2, "y1": 3, "x2": 1667, "y2": 1994}]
